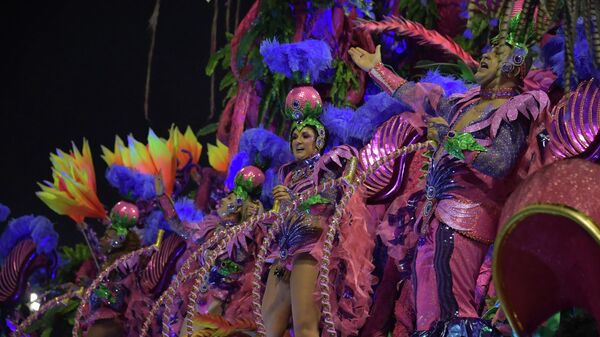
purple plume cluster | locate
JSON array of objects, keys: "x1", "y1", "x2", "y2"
[
  {"x1": 323, "y1": 70, "x2": 467, "y2": 148},
  {"x1": 0, "y1": 215, "x2": 59, "y2": 260},
  {"x1": 0, "y1": 203, "x2": 10, "y2": 222},
  {"x1": 106, "y1": 165, "x2": 156, "y2": 201},
  {"x1": 544, "y1": 18, "x2": 600, "y2": 88},
  {"x1": 260, "y1": 39, "x2": 332, "y2": 83},
  {"x1": 322, "y1": 92, "x2": 412, "y2": 148},
  {"x1": 225, "y1": 128, "x2": 292, "y2": 206},
  {"x1": 420, "y1": 69, "x2": 469, "y2": 96},
  {"x1": 142, "y1": 197, "x2": 204, "y2": 245},
  {"x1": 226, "y1": 128, "x2": 292, "y2": 188}
]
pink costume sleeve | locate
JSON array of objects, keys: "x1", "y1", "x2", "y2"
[{"x1": 368, "y1": 62, "x2": 447, "y2": 120}]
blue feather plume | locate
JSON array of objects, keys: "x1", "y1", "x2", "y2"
[
  {"x1": 142, "y1": 197, "x2": 204, "y2": 245},
  {"x1": 322, "y1": 92, "x2": 413, "y2": 148},
  {"x1": 420, "y1": 69, "x2": 469, "y2": 96},
  {"x1": 106, "y1": 165, "x2": 156, "y2": 201},
  {"x1": 260, "y1": 39, "x2": 332, "y2": 83},
  {"x1": 225, "y1": 152, "x2": 251, "y2": 190},
  {"x1": 0, "y1": 215, "x2": 58, "y2": 261},
  {"x1": 226, "y1": 128, "x2": 293, "y2": 190},
  {"x1": 544, "y1": 18, "x2": 600, "y2": 88},
  {"x1": 261, "y1": 168, "x2": 279, "y2": 209},
  {"x1": 0, "y1": 203, "x2": 10, "y2": 223}
]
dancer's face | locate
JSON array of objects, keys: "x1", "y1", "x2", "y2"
[
  {"x1": 291, "y1": 127, "x2": 318, "y2": 160},
  {"x1": 474, "y1": 43, "x2": 513, "y2": 88}
]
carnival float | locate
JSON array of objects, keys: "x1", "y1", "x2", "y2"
[{"x1": 1, "y1": 0, "x2": 600, "y2": 336}]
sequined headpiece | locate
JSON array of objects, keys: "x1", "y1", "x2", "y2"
[
  {"x1": 285, "y1": 86, "x2": 326, "y2": 151},
  {"x1": 494, "y1": 11, "x2": 533, "y2": 80}
]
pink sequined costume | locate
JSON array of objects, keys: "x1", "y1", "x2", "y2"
[
  {"x1": 266, "y1": 145, "x2": 376, "y2": 337},
  {"x1": 369, "y1": 62, "x2": 549, "y2": 336}
]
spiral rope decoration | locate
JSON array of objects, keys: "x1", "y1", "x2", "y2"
[
  {"x1": 249, "y1": 141, "x2": 434, "y2": 337},
  {"x1": 140, "y1": 228, "x2": 227, "y2": 337},
  {"x1": 318, "y1": 182, "x2": 356, "y2": 336},
  {"x1": 12, "y1": 289, "x2": 82, "y2": 337},
  {"x1": 158, "y1": 230, "x2": 227, "y2": 337},
  {"x1": 149, "y1": 141, "x2": 432, "y2": 337},
  {"x1": 182, "y1": 210, "x2": 284, "y2": 337},
  {"x1": 183, "y1": 230, "x2": 239, "y2": 336},
  {"x1": 72, "y1": 245, "x2": 157, "y2": 337},
  {"x1": 251, "y1": 213, "x2": 285, "y2": 336}
]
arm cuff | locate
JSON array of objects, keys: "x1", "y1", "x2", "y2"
[{"x1": 368, "y1": 63, "x2": 407, "y2": 96}]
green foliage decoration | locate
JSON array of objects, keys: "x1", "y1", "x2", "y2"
[
  {"x1": 399, "y1": 0, "x2": 439, "y2": 29},
  {"x1": 330, "y1": 60, "x2": 360, "y2": 107}
]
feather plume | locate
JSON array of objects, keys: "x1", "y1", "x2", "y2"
[
  {"x1": 260, "y1": 39, "x2": 332, "y2": 83},
  {"x1": 0, "y1": 215, "x2": 58, "y2": 259},
  {"x1": 105, "y1": 165, "x2": 156, "y2": 201},
  {"x1": 0, "y1": 203, "x2": 10, "y2": 223},
  {"x1": 322, "y1": 92, "x2": 413, "y2": 148},
  {"x1": 355, "y1": 16, "x2": 479, "y2": 69},
  {"x1": 420, "y1": 69, "x2": 469, "y2": 96},
  {"x1": 544, "y1": 19, "x2": 600, "y2": 88},
  {"x1": 190, "y1": 313, "x2": 256, "y2": 337},
  {"x1": 142, "y1": 197, "x2": 204, "y2": 245}
]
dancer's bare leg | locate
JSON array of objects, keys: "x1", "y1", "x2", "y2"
[
  {"x1": 290, "y1": 254, "x2": 321, "y2": 337},
  {"x1": 263, "y1": 265, "x2": 292, "y2": 337}
]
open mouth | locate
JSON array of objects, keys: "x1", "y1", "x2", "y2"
[{"x1": 480, "y1": 61, "x2": 489, "y2": 69}]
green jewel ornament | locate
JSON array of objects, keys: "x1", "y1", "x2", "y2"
[
  {"x1": 443, "y1": 132, "x2": 488, "y2": 160},
  {"x1": 299, "y1": 194, "x2": 331, "y2": 212},
  {"x1": 93, "y1": 284, "x2": 116, "y2": 304},
  {"x1": 218, "y1": 259, "x2": 242, "y2": 276}
]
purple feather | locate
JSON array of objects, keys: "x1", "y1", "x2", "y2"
[
  {"x1": 420, "y1": 69, "x2": 469, "y2": 97},
  {"x1": 0, "y1": 203, "x2": 10, "y2": 222},
  {"x1": 174, "y1": 198, "x2": 204, "y2": 224},
  {"x1": 227, "y1": 128, "x2": 292, "y2": 203},
  {"x1": 261, "y1": 168, "x2": 279, "y2": 209},
  {"x1": 322, "y1": 92, "x2": 413, "y2": 148},
  {"x1": 238, "y1": 127, "x2": 293, "y2": 169},
  {"x1": 544, "y1": 18, "x2": 600, "y2": 88},
  {"x1": 106, "y1": 165, "x2": 156, "y2": 200},
  {"x1": 0, "y1": 215, "x2": 58, "y2": 260},
  {"x1": 142, "y1": 197, "x2": 204, "y2": 245},
  {"x1": 260, "y1": 39, "x2": 332, "y2": 83},
  {"x1": 225, "y1": 151, "x2": 251, "y2": 190},
  {"x1": 29, "y1": 216, "x2": 59, "y2": 255}
]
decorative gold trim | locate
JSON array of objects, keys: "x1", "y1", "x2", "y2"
[{"x1": 493, "y1": 203, "x2": 600, "y2": 336}]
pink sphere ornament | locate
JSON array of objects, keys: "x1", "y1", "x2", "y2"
[
  {"x1": 110, "y1": 201, "x2": 139, "y2": 228},
  {"x1": 236, "y1": 166, "x2": 265, "y2": 189},
  {"x1": 285, "y1": 86, "x2": 322, "y2": 121}
]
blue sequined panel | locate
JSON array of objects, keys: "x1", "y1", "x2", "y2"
[
  {"x1": 275, "y1": 211, "x2": 322, "y2": 260},
  {"x1": 411, "y1": 317, "x2": 501, "y2": 337},
  {"x1": 425, "y1": 155, "x2": 464, "y2": 202}
]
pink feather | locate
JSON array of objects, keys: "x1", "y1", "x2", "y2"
[{"x1": 355, "y1": 16, "x2": 479, "y2": 70}]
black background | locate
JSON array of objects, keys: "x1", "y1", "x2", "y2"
[{"x1": 0, "y1": 0, "x2": 241, "y2": 245}]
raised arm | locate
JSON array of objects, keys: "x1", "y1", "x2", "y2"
[{"x1": 349, "y1": 45, "x2": 446, "y2": 118}]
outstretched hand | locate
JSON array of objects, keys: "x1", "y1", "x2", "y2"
[{"x1": 348, "y1": 45, "x2": 382, "y2": 72}]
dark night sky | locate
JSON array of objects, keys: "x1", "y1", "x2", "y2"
[{"x1": 0, "y1": 0, "x2": 233, "y2": 245}]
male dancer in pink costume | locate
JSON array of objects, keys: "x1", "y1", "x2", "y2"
[{"x1": 349, "y1": 33, "x2": 549, "y2": 335}]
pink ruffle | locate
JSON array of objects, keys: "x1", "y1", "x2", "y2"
[{"x1": 322, "y1": 188, "x2": 377, "y2": 337}]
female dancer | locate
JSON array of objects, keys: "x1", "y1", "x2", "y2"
[{"x1": 261, "y1": 86, "x2": 375, "y2": 337}]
